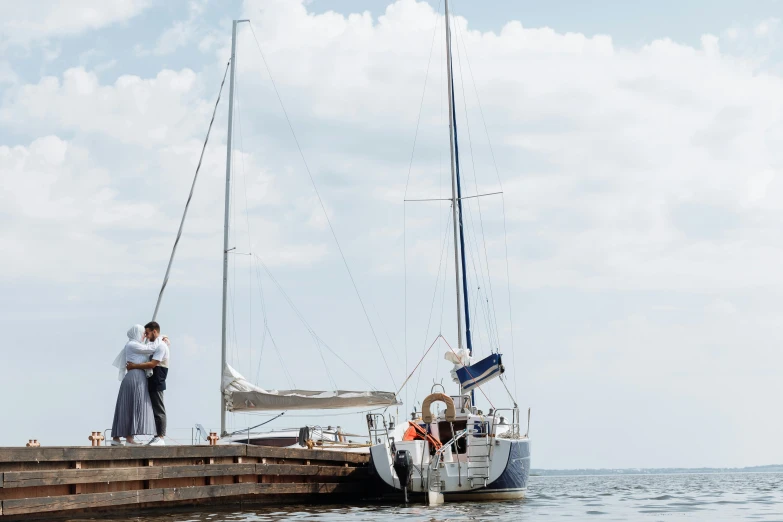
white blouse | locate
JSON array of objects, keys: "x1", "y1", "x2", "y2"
[{"x1": 125, "y1": 339, "x2": 160, "y2": 365}]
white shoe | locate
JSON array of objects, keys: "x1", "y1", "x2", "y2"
[
  {"x1": 108, "y1": 440, "x2": 124, "y2": 446},
  {"x1": 125, "y1": 440, "x2": 143, "y2": 446},
  {"x1": 148, "y1": 437, "x2": 165, "y2": 446}
]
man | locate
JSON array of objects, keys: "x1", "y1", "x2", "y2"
[{"x1": 126, "y1": 321, "x2": 170, "y2": 446}]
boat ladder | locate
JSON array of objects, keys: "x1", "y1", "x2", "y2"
[
  {"x1": 467, "y1": 444, "x2": 490, "y2": 487},
  {"x1": 428, "y1": 465, "x2": 443, "y2": 493},
  {"x1": 467, "y1": 423, "x2": 492, "y2": 487}
]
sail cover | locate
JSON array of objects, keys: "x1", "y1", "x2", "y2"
[
  {"x1": 455, "y1": 353, "x2": 504, "y2": 392},
  {"x1": 222, "y1": 364, "x2": 400, "y2": 412}
]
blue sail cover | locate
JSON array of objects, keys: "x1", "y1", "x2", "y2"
[{"x1": 455, "y1": 353, "x2": 504, "y2": 392}]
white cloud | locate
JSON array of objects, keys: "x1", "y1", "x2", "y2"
[
  {"x1": 0, "y1": 61, "x2": 17, "y2": 84},
  {"x1": 0, "y1": 53, "x2": 332, "y2": 285},
  {"x1": 135, "y1": 0, "x2": 214, "y2": 56},
  {"x1": 153, "y1": 20, "x2": 196, "y2": 55},
  {"x1": 700, "y1": 33, "x2": 720, "y2": 57},
  {"x1": 0, "y1": 136, "x2": 163, "y2": 283},
  {"x1": 754, "y1": 17, "x2": 780, "y2": 37},
  {"x1": 0, "y1": 130, "x2": 327, "y2": 286},
  {"x1": 1, "y1": 67, "x2": 208, "y2": 146},
  {"x1": 0, "y1": 0, "x2": 150, "y2": 47}
]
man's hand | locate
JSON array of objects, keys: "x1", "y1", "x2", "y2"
[{"x1": 126, "y1": 360, "x2": 160, "y2": 370}]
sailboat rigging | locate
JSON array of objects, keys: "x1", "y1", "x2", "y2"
[
  {"x1": 368, "y1": 0, "x2": 530, "y2": 503},
  {"x1": 220, "y1": 18, "x2": 248, "y2": 437},
  {"x1": 217, "y1": 20, "x2": 400, "y2": 435},
  {"x1": 443, "y1": 0, "x2": 475, "y2": 401},
  {"x1": 150, "y1": 19, "x2": 400, "y2": 440}
]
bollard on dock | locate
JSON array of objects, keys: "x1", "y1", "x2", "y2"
[{"x1": 88, "y1": 431, "x2": 105, "y2": 446}]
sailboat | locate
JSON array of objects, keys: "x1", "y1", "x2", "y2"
[
  {"x1": 151, "y1": 18, "x2": 399, "y2": 450},
  {"x1": 216, "y1": 20, "x2": 402, "y2": 444},
  {"x1": 366, "y1": 0, "x2": 531, "y2": 503}
]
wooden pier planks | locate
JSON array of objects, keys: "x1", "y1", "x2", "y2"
[
  {"x1": 0, "y1": 445, "x2": 372, "y2": 519},
  {"x1": 0, "y1": 445, "x2": 243, "y2": 463},
  {"x1": 1, "y1": 463, "x2": 365, "y2": 488},
  {"x1": 2, "y1": 482, "x2": 362, "y2": 516},
  {"x1": 0, "y1": 445, "x2": 368, "y2": 465}
]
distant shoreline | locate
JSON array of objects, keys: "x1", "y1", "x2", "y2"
[{"x1": 531, "y1": 464, "x2": 783, "y2": 477}]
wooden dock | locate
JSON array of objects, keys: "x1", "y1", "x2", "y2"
[{"x1": 0, "y1": 444, "x2": 373, "y2": 520}]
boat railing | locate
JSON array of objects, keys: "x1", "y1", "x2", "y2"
[
  {"x1": 308, "y1": 425, "x2": 339, "y2": 443},
  {"x1": 366, "y1": 413, "x2": 391, "y2": 445},
  {"x1": 430, "y1": 427, "x2": 469, "y2": 488},
  {"x1": 450, "y1": 394, "x2": 472, "y2": 413},
  {"x1": 434, "y1": 428, "x2": 468, "y2": 459},
  {"x1": 491, "y1": 407, "x2": 523, "y2": 438},
  {"x1": 309, "y1": 425, "x2": 325, "y2": 443}
]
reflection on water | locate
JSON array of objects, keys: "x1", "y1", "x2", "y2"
[{"x1": 68, "y1": 472, "x2": 783, "y2": 521}]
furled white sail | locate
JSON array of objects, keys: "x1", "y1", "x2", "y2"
[{"x1": 222, "y1": 364, "x2": 400, "y2": 412}]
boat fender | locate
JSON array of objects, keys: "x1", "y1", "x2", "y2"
[{"x1": 393, "y1": 449, "x2": 413, "y2": 502}]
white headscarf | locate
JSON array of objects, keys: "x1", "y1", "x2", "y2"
[
  {"x1": 127, "y1": 324, "x2": 145, "y2": 343},
  {"x1": 112, "y1": 324, "x2": 145, "y2": 381}
]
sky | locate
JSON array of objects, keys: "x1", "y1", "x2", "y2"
[{"x1": 1, "y1": 0, "x2": 783, "y2": 470}]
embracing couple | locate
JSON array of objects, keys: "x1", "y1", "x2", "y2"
[{"x1": 110, "y1": 321, "x2": 170, "y2": 446}]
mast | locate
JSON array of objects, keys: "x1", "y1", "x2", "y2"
[
  {"x1": 444, "y1": 0, "x2": 464, "y2": 358},
  {"x1": 444, "y1": 1, "x2": 473, "y2": 358},
  {"x1": 221, "y1": 19, "x2": 248, "y2": 436}
]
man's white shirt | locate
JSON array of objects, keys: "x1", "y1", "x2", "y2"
[{"x1": 152, "y1": 341, "x2": 170, "y2": 369}]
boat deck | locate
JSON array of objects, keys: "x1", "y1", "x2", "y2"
[{"x1": 0, "y1": 444, "x2": 372, "y2": 520}]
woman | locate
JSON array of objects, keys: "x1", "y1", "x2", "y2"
[{"x1": 110, "y1": 325, "x2": 158, "y2": 445}]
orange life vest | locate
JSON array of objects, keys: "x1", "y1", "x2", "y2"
[{"x1": 405, "y1": 420, "x2": 442, "y2": 450}]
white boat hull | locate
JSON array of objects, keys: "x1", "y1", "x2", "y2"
[{"x1": 370, "y1": 435, "x2": 531, "y2": 501}]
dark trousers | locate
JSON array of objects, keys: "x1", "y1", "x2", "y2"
[{"x1": 149, "y1": 388, "x2": 166, "y2": 437}]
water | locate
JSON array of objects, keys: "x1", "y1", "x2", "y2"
[{"x1": 74, "y1": 473, "x2": 783, "y2": 521}]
